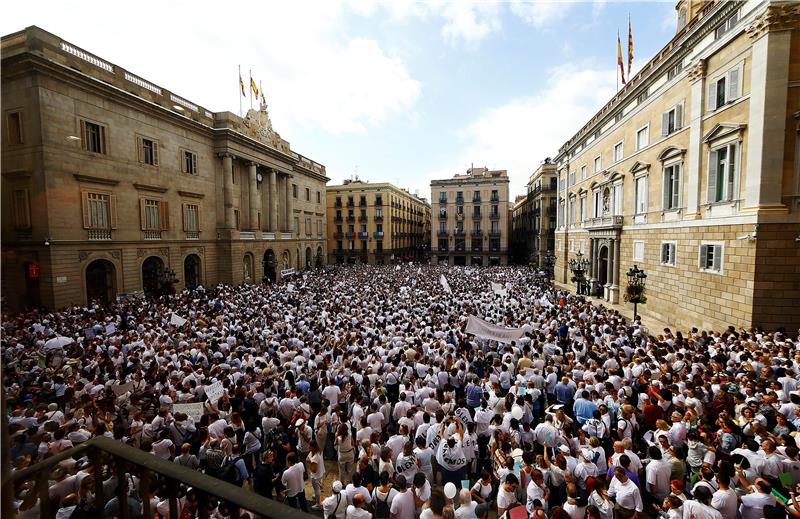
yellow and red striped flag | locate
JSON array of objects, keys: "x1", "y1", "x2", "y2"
[
  {"x1": 628, "y1": 15, "x2": 634, "y2": 77},
  {"x1": 239, "y1": 71, "x2": 246, "y2": 97},
  {"x1": 250, "y1": 76, "x2": 259, "y2": 98},
  {"x1": 617, "y1": 32, "x2": 626, "y2": 85}
]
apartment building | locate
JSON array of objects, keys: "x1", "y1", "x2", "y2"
[
  {"x1": 553, "y1": 0, "x2": 800, "y2": 330},
  {"x1": 1, "y1": 26, "x2": 328, "y2": 311},
  {"x1": 511, "y1": 160, "x2": 559, "y2": 266},
  {"x1": 327, "y1": 180, "x2": 430, "y2": 265},
  {"x1": 431, "y1": 167, "x2": 510, "y2": 266}
]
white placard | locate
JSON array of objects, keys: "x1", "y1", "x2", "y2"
[
  {"x1": 172, "y1": 402, "x2": 205, "y2": 420},
  {"x1": 440, "y1": 274, "x2": 451, "y2": 294},
  {"x1": 105, "y1": 324, "x2": 116, "y2": 335},
  {"x1": 204, "y1": 381, "x2": 224, "y2": 404},
  {"x1": 170, "y1": 313, "x2": 187, "y2": 326},
  {"x1": 111, "y1": 381, "x2": 134, "y2": 396}
]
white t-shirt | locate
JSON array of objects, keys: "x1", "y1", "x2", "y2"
[
  {"x1": 497, "y1": 487, "x2": 517, "y2": 511},
  {"x1": 308, "y1": 451, "x2": 325, "y2": 479},
  {"x1": 389, "y1": 490, "x2": 416, "y2": 519}
]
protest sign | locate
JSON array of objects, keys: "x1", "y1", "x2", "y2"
[
  {"x1": 173, "y1": 402, "x2": 204, "y2": 420},
  {"x1": 111, "y1": 381, "x2": 133, "y2": 396},
  {"x1": 204, "y1": 381, "x2": 224, "y2": 404},
  {"x1": 465, "y1": 315, "x2": 525, "y2": 343},
  {"x1": 170, "y1": 313, "x2": 187, "y2": 326}
]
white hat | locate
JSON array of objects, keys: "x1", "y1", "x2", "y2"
[{"x1": 332, "y1": 481, "x2": 343, "y2": 493}]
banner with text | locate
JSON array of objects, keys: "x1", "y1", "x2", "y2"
[{"x1": 465, "y1": 315, "x2": 525, "y2": 343}]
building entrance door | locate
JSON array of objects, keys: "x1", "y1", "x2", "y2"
[{"x1": 86, "y1": 259, "x2": 116, "y2": 304}]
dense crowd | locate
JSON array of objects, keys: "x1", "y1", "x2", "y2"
[{"x1": 4, "y1": 264, "x2": 800, "y2": 519}]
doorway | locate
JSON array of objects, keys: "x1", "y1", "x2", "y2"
[
  {"x1": 142, "y1": 256, "x2": 164, "y2": 297},
  {"x1": 597, "y1": 246, "x2": 609, "y2": 288},
  {"x1": 184, "y1": 254, "x2": 201, "y2": 289},
  {"x1": 86, "y1": 259, "x2": 116, "y2": 304},
  {"x1": 263, "y1": 249, "x2": 276, "y2": 283}
]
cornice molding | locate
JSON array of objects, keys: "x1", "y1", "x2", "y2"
[
  {"x1": 73, "y1": 173, "x2": 119, "y2": 186},
  {"x1": 133, "y1": 183, "x2": 168, "y2": 193}
]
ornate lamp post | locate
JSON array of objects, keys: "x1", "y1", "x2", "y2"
[
  {"x1": 568, "y1": 251, "x2": 590, "y2": 295},
  {"x1": 543, "y1": 251, "x2": 556, "y2": 280},
  {"x1": 625, "y1": 264, "x2": 647, "y2": 320}
]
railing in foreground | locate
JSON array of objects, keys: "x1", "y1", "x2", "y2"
[{"x1": 1, "y1": 435, "x2": 316, "y2": 519}]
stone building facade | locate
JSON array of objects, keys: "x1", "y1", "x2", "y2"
[
  {"x1": 326, "y1": 180, "x2": 430, "y2": 265},
  {"x1": 1, "y1": 26, "x2": 328, "y2": 311},
  {"x1": 431, "y1": 167, "x2": 510, "y2": 266},
  {"x1": 511, "y1": 161, "x2": 558, "y2": 266},
  {"x1": 553, "y1": 0, "x2": 800, "y2": 331}
]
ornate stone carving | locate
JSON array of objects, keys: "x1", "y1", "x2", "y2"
[
  {"x1": 237, "y1": 106, "x2": 281, "y2": 148},
  {"x1": 159, "y1": 248, "x2": 170, "y2": 258},
  {"x1": 747, "y1": 4, "x2": 800, "y2": 41},
  {"x1": 137, "y1": 249, "x2": 145, "y2": 258},
  {"x1": 110, "y1": 250, "x2": 121, "y2": 260},
  {"x1": 78, "y1": 251, "x2": 90, "y2": 261},
  {"x1": 687, "y1": 59, "x2": 706, "y2": 82}
]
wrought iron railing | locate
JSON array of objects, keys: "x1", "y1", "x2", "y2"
[{"x1": 1, "y1": 435, "x2": 315, "y2": 519}]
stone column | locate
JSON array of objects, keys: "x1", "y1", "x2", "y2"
[
  {"x1": 221, "y1": 153, "x2": 234, "y2": 229},
  {"x1": 247, "y1": 162, "x2": 260, "y2": 230},
  {"x1": 606, "y1": 239, "x2": 614, "y2": 287},
  {"x1": 613, "y1": 237, "x2": 621, "y2": 287},
  {"x1": 269, "y1": 169, "x2": 278, "y2": 233},
  {"x1": 284, "y1": 175, "x2": 293, "y2": 233}
]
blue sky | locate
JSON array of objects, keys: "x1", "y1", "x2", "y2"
[{"x1": 4, "y1": 1, "x2": 678, "y2": 198}]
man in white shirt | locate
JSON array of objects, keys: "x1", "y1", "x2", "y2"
[
  {"x1": 711, "y1": 473, "x2": 738, "y2": 519},
  {"x1": 608, "y1": 467, "x2": 642, "y2": 519},
  {"x1": 323, "y1": 481, "x2": 347, "y2": 519},
  {"x1": 281, "y1": 452, "x2": 308, "y2": 511},
  {"x1": 389, "y1": 475, "x2": 416, "y2": 519},
  {"x1": 645, "y1": 447, "x2": 672, "y2": 502},
  {"x1": 682, "y1": 486, "x2": 722, "y2": 519},
  {"x1": 346, "y1": 493, "x2": 372, "y2": 519},
  {"x1": 736, "y1": 469, "x2": 776, "y2": 519},
  {"x1": 345, "y1": 473, "x2": 373, "y2": 506}
]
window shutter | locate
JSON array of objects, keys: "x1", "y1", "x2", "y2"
[
  {"x1": 707, "y1": 150, "x2": 718, "y2": 203},
  {"x1": 152, "y1": 141, "x2": 159, "y2": 166},
  {"x1": 81, "y1": 191, "x2": 91, "y2": 229},
  {"x1": 197, "y1": 205, "x2": 202, "y2": 231},
  {"x1": 727, "y1": 67, "x2": 740, "y2": 102},
  {"x1": 182, "y1": 203, "x2": 188, "y2": 231},
  {"x1": 673, "y1": 167, "x2": 681, "y2": 208},
  {"x1": 79, "y1": 120, "x2": 87, "y2": 150},
  {"x1": 110, "y1": 194, "x2": 118, "y2": 229},
  {"x1": 661, "y1": 245, "x2": 667, "y2": 263},
  {"x1": 699, "y1": 244, "x2": 708, "y2": 268},
  {"x1": 160, "y1": 201, "x2": 169, "y2": 230},
  {"x1": 139, "y1": 199, "x2": 147, "y2": 230},
  {"x1": 712, "y1": 246, "x2": 722, "y2": 271},
  {"x1": 99, "y1": 125, "x2": 106, "y2": 154},
  {"x1": 191, "y1": 152, "x2": 197, "y2": 174},
  {"x1": 727, "y1": 144, "x2": 737, "y2": 201},
  {"x1": 675, "y1": 103, "x2": 683, "y2": 130},
  {"x1": 136, "y1": 136, "x2": 143, "y2": 163},
  {"x1": 663, "y1": 171, "x2": 670, "y2": 210},
  {"x1": 661, "y1": 111, "x2": 669, "y2": 137},
  {"x1": 707, "y1": 82, "x2": 717, "y2": 111}
]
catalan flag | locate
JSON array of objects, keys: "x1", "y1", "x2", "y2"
[
  {"x1": 239, "y1": 71, "x2": 246, "y2": 97},
  {"x1": 617, "y1": 31, "x2": 626, "y2": 86},
  {"x1": 628, "y1": 15, "x2": 634, "y2": 77},
  {"x1": 250, "y1": 75, "x2": 259, "y2": 98}
]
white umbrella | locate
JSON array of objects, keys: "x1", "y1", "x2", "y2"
[{"x1": 44, "y1": 336, "x2": 74, "y2": 351}]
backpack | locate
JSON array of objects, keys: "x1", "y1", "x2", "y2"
[
  {"x1": 213, "y1": 455, "x2": 242, "y2": 483},
  {"x1": 373, "y1": 489, "x2": 392, "y2": 519}
]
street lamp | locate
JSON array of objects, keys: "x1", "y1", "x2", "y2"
[
  {"x1": 543, "y1": 251, "x2": 556, "y2": 280},
  {"x1": 624, "y1": 264, "x2": 647, "y2": 320},
  {"x1": 568, "y1": 251, "x2": 590, "y2": 295}
]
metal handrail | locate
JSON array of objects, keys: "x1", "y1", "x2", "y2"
[{"x1": 3, "y1": 436, "x2": 316, "y2": 519}]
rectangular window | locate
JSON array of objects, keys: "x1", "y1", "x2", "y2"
[
  {"x1": 715, "y1": 10, "x2": 740, "y2": 39},
  {"x1": 569, "y1": 171, "x2": 576, "y2": 186},
  {"x1": 614, "y1": 141, "x2": 624, "y2": 162},
  {"x1": 6, "y1": 111, "x2": 23, "y2": 145},
  {"x1": 317, "y1": 191, "x2": 321, "y2": 203},
  {"x1": 138, "y1": 137, "x2": 159, "y2": 166},
  {"x1": 592, "y1": 191, "x2": 601, "y2": 218},
  {"x1": 336, "y1": 240, "x2": 343, "y2": 250},
  {"x1": 491, "y1": 190, "x2": 499, "y2": 201},
  {"x1": 634, "y1": 176, "x2": 648, "y2": 215},
  {"x1": 361, "y1": 240, "x2": 367, "y2": 251},
  {"x1": 439, "y1": 222, "x2": 447, "y2": 233},
  {"x1": 140, "y1": 199, "x2": 163, "y2": 230},
  {"x1": 491, "y1": 221, "x2": 499, "y2": 233},
  {"x1": 594, "y1": 156, "x2": 602, "y2": 173},
  {"x1": 82, "y1": 191, "x2": 117, "y2": 230},
  {"x1": 569, "y1": 240, "x2": 575, "y2": 252},
  {"x1": 306, "y1": 188, "x2": 310, "y2": 201},
  {"x1": 663, "y1": 163, "x2": 681, "y2": 210},
  {"x1": 661, "y1": 242, "x2": 677, "y2": 266},
  {"x1": 473, "y1": 190, "x2": 481, "y2": 202},
  {"x1": 183, "y1": 204, "x2": 200, "y2": 232},
  {"x1": 580, "y1": 165, "x2": 587, "y2": 180},
  {"x1": 699, "y1": 243, "x2": 723, "y2": 273},
  {"x1": 306, "y1": 218, "x2": 312, "y2": 235},
  {"x1": 439, "y1": 192, "x2": 447, "y2": 203},
  {"x1": 292, "y1": 184, "x2": 298, "y2": 198},
  {"x1": 294, "y1": 216, "x2": 300, "y2": 234},
  {"x1": 12, "y1": 188, "x2": 31, "y2": 229},
  {"x1": 636, "y1": 126, "x2": 649, "y2": 151},
  {"x1": 81, "y1": 120, "x2": 106, "y2": 154},
  {"x1": 707, "y1": 65, "x2": 741, "y2": 111},
  {"x1": 633, "y1": 240, "x2": 645, "y2": 262},
  {"x1": 579, "y1": 197, "x2": 586, "y2": 222},
  {"x1": 473, "y1": 206, "x2": 481, "y2": 217},
  {"x1": 708, "y1": 142, "x2": 739, "y2": 203},
  {"x1": 569, "y1": 198, "x2": 576, "y2": 224},
  {"x1": 349, "y1": 240, "x2": 355, "y2": 251},
  {"x1": 613, "y1": 184, "x2": 623, "y2": 215},
  {"x1": 234, "y1": 209, "x2": 240, "y2": 230},
  {"x1": 181, "y1": 150, "x2": 198, "y2": 174},
  {"x1": 661, "y1": 104, "x2": 683, "y2": 136},
  {"x1": 377, "y1": 223, "x2": 383, "y2": 232}
]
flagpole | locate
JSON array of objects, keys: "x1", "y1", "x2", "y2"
[
  {"x1": 238, "y1": 65, "x2": 242, "y2": 117},
  {"x1": 616, "y1": 32, "x2": 619, "y2": 92},
  {"x1": 249, "y1": 69, "x2": 253, "y2": 110},
  {"x1": 260, "y1": 80, "x2": 264, "y2": 108}
]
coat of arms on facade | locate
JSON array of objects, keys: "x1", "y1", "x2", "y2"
[{"x1": 241, "y1": 101, "x2": 280, "y2": 148}]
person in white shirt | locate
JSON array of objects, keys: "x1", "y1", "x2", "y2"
[
  {"x1": 496, "y1": 473, "x2": 519, "y2": 516},
  {"x1": 345, "y1": 473, "x2": 373, "y2": 507},
  {"x1": 281, "y1": 452, "x2": 309, "y2": 511},
  {"x1": 346, "y1": 493, "x2": 372, "y2": 519},
  {"x1": 682, "y1": 487, "x2": 722, "y2": 519},
  {"x1": 389, "y1": 475, "x2": 416, "y2": 519},
  {"x1": 454, "y1": 489, "x2": 477, "y2": 519},
  {"x1": 710, "y1": 473, "x2": 738, "y2": 519},
  {"x1": 736, "y1": 470, "x2": 777, "y2": 519},
  {"x1": 608, "y1": 467, "x2": 642, "y2": 519},
  {"x1": 308, "y1": 442, "x2": 325, "y2": 510},
  {"x1": 645, "y1": 447, "x2": 672, "y2": 502},
  {"x1": 323, "y1": 481, "x2": 347, "y2": 519}
]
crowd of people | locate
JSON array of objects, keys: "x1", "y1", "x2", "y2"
[{"x1": 4, "y1": 264, "x2": 800, "y2": 519}]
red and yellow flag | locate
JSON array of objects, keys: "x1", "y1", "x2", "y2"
[
  {"x1": 628, "y1": 15, "x2": 634, "y2": 77},
  {"x1": 617, "y1": 32, "x2": 626, "y2": 86},
  {"x1": 250, "y1": 76, "x2": 259, "y2": 98},
  {"x1": 239, "y1": 73, "x2": 246, "y2": 97}
]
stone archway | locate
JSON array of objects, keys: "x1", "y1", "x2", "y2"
[
  {"x1": 263, "y1": 249, "x2": 276, "y2": 283},
  {"x1": 183, "y1": 254, "x2": 201, "y2": 289},
  {"x1": 305, "y1": 247, "x2": 312, "y2": 270},
  {"x1": 243, "y1": 253, "x2": 254, "y2": 283},
  {"x1": 86, "y1": 259, "x2": 116, "y2": 304},
  {"x1": 141, "y1": 256, "x2": 165, "y2": 297}
]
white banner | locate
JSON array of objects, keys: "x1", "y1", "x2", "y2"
[
  {"x1": 172, "y1": 402, "x2": 205, "y2": 420},
  {"x1": 454, "y1": 407, "x2": 473, "y2": 424},
  {"x1": 105, "y1": 324, "x2": 116, "y2": 335},
  {"x1": 170, "y1": 313, "x2": 187, "y2": 326},
  {"x1": 538, "y1": 296, "x2": 553, "y2": 308},
  {"x1": 465, "y1": 315, "x2": 525, "y2": 343},
  {"x1": 111, "y1": 381, "x2": 134, "y2": 396},
  {"x1": 490, "y1": 282, "x2": 507, "y2": 297},
  {"x1": 440, "y1": 274, "x2": 451, "y2": 294},
  {"x1": 204, "y1": 381, "x2": 224, "y2": 404}
]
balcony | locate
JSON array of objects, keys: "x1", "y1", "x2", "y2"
[
  {"x1": 584, "y1": 215, "x2": 624, "y2": 230},
  {"x1": 438, "y1": 246, "x2": 449, "y2": 252},
  {"x1": 490, "y1": 212, "x2": 500, "y2": 220},
  {"x1": 185, "y1": 231, "x2": 200, "y2": 240},
  {"x1": 359, "y1": 215, "x2": 368, "y2": 222},
  {"x1": 439, "y1": 212, "x2": 448, "y2": 220},
  {"x1": 334, "y1": 200, "x2": 343, "y2": 207},
  {"x1": 471, "y1": 230, "x2": 483, "y2": 237},
  {"x1": 491, "y1": 195, "x2": 500, "y2": 202},
  {"x1": 345, "y1": 231, "x2": 355, "y2": 238},
  {"x1": 472, "y1": 245, "x2": 483, "y2": 252},
  {"x1": 455, "y1": 242, "x2": 466, "y2": 252},
  {"x1": 143, "y1": 230, "x2": 161, "y2": 240},
  {"x1": 456, "y1": 197, "x2": 464, "y2": 205},
  {"x1": 489, "y1": 230, "x2": 501, "y2": 237},
  {"x1": 346, "y1": 215, "x2": 355, "y2": 222},
  {"x1": 358, "y1": 231, "x2": 369, "y2": 238},
  {"x1": 374, "y1": 231, "x2": 384, "y2": 238},
  {"x1": 454, "y1": 229, "x2": 466, "y2": 237},
  {"x1": 455, "y1": 213, "x2": 465, "y2": 221},
  {"x1": 439, "y1": 198, "x2": 448, "y2": 204},
  {"x1": 334, "y1": 215, "x2": 343, "y2": 222},
  {"x1": 472, "y1": 213, "x2": 482, "y2": 220},
  {"x1": 334, "y1": 232, "x2": 344, "y2": 238},
  {"x1": 240, "y1": 231, "x2": 256, "y2": 240},
  {"x1": 3, "y1": 435, "x2": 315, "y2": 519},
  {"x1": 472, "y1": 196, "x2": 482, "y2": 203},
  {"x1": 347, "y1": 199, "x2": 354, "y2": 206},
  {"x1": 375, "y1": 215, "x2": 384, "y2": 221},
  {"x1": 359, "y1": 199, "x2": 367, "y2": 206},
  {"x1": 438, "y1": 230, "x2": 449, "y2": 237},
  {"x1": 88, "y1": 228, "x2": 112, "y2": 240},
  {"x1": 375, "y1": 198, "x2": 383, "y2": 206}
]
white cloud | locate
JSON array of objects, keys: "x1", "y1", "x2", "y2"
[
  {"x1": 427, "y1": 62, "x2": 618, "y2": 196},
  {"x1": 2, "y1": 1, "x2": 420, "y2": 138},
  {"x1": 509, "y1": 0, "x2": 573, "y2": 28},
  {"x1": 440, "y1": 2, "x2": 502, "y2": 46}
]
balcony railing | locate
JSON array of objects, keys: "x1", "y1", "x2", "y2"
[
  {"x1": 455, "y1": 243, "x2": 466, "y2": 252},
  {"x1": 456, "y1": 197, "x2": 464, "y2": 204},
  {"x1": 1, "y1": 435, "x2": 316, "y2": 519},
  {"x1": 438, "y1": 231, "x2": 449, "y2": 237},
  {"x1": 489, "y1": 230, "x2": 501, "y2": 237},
  {"x1": 240, "y1": 231, "x2": 256, "y2": 240},
  {"x1": 347, "y1": 199, "x2": 354, "y2": 206},
  {"x1": 143, "y1": 230, "x2": 161, "y2": 240},
  {"x1": 334, "y1": 232, "x2": 344, "y2": 238},
  {"x1": 454, "y1": 230, "x2": 466, "y2": 236},
  {"x1": 88, "y1": 228, "x2": 112, "y2": 240},
  {"x1": 346, "y1": 215, "x2": 355, "y2": 222},
  {"x1": 358, "y1": 231, "x2": 369, "y2": 238},
  {"x1": 334, "y1": 200, "x2": 342, "y2": 207},
  {"x1": 359, "y1": 199, "x2": 367, "y2": 206},
  {"x1": 472, "y1": 245, "x2": 483, "y2": 252},
  {"x1": 584, "y1": 215, "x2": 624, "y2": 230},
  {"x1": 375, "y1": 198, "x2": 383, "y2": 206},
  {"x1": 472, "y1": 213, "x2": 482, "y2": 220},
  {"x1": 439, "y1": 213, "x2": 448, "y2": 219},
  {"x1": 471, "y1": 230, "x2": 483, "y2": 237},
  {"x1": 334, "y1": 215, "x2": 343, "y2": 222},
  {"x1": 472, "y1": 197, "x2": 482, "y2": 203},
  {"x1": 345, "y1": 231, "x2": 355, "y2": 238},
  {"x1": 490, "y1": 213, "x2": 500, "y2": 220},
  {"x1": 185, "y1": 231, "x2": 200, "y2": 240},
  {"x1": 359, "y1": 215, "x2": 368, "y2": 222},
  {"x1": 375, "y1": 215, "x2": 384, "y2": 221},
  {"x1": 373, "y1": 231, "x2": 384, "y2": 238}
]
